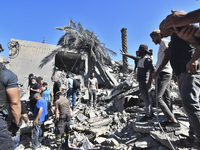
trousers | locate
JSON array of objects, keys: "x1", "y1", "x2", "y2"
[{"x1": 178, "y1": 72, "x2": 200, "y2": 145}]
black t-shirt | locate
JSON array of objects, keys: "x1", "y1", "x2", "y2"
[
  {"x1": 53, "y1": 80, "x2": 61, "y2": 94},
  {"x1": 30, "y1": 83, "x2": 40, "y2": 99},
  {"x1": 169, "y1": 33, "x2": 196, "y2": 76},
  {"x1": 1, "y1": 68, "x2": 18, "y2": 89}
]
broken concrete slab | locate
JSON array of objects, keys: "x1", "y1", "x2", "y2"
[
  {"x1": 103, "y1": 138, "x2": 119, "y2": 147},
  {"x1": 134, "y1": 136, "x2": 159, "y2": 149},
  {"x1": 90, "y1": 117, "x2": 112, "y2": 127},
  {"x1": 76, "y1": 113, "x2": 88, "y2": 122},
  {"x1": 94, "y1": 137, "x2": 107, "y2": 144}
]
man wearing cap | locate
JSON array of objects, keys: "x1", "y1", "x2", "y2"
[
  {"x1": 121, "y1": 44, "x2": 154, "y2": 122},
  {"x1": 55, "y1": 91, "x2": 71, "y2": 149},
  {"x1": 150, "y1": 30, "x2": 180, "y2": 131}
]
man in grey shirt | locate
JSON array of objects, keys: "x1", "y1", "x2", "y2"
[{"x1": 88, "y1": 72, "x2": 98, "y2": 108}]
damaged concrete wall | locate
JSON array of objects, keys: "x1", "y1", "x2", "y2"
[{"x1": 9, "y1": 39, "x2": 58, "y2": 86}]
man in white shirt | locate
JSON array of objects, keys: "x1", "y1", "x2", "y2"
[{"x1": 150, "y1": 30, "x2": 180, "y2": 132}]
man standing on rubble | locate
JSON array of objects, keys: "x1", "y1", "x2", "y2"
[
  {"x1": 32, "y1": 93, "x2": 48, "y2": 149},
  {"x1": 121, "y1": 44, "x2": 154, "y2": 122},
  {"x1": 55, "y1": 91, "x2": 71, "y2": 150},
  {"x1": 52, "y1": 76, "x2": 62, "y2": 102},
  {"x1": 88, "y1": 72, "x2": 98, "y2": 109},
  {"x1": 150, "y1": 30, "x2": 180, "y2": 131}
]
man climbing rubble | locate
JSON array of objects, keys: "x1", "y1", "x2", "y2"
[
  {"x1": 121, "y1": 44, "x2": 154, "y2": 122},
  {"x1": 150, "y1": 29, "x2": 181, "y2": 132},
  {"x1": 55, "y1": 91, "x2": 71, "y2": 150}
]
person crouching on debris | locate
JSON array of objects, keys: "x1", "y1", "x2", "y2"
[
  {"x1": 32, "y1": 93, "x2": 48, "y2": 149},
  {"x1": 55, "y1": 91, "x2": 71, "y2": 150},
  {"x1": 88, "y1": 72, "x2": 98, "y2": 109},
  {"x1": 121, "y1": 44, "x2": 154, "y2": 122},
  {"x1": 150, "y1": 29, "x2": 181, "y2": 132}
]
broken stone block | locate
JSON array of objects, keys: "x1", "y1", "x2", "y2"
[
  {"x1": 94, "y1": 137, "x2": 107, "y2": 144},
  {"x1": 88, "y1": 110, "x2": 96, "y2": 118},
  {"x1": 134, "y1": 136, "x2": 158, "y2": 149},
  {"x1": 81, "y1": 137, "x2": 93, "y2": 149},
  {"x1": 90, "y1": 117, "x2": 112, "y2": 127},
  {"x1": 76, "y1": 113, "x2": 88, "y2": 122},
  {"x1": 114, "y1": 98, "x2": 125, "y2": 112},
  {"x1": 103, "y1": 138, "x2": 119, "y2": 147}
]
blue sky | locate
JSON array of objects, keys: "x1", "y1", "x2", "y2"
[{"x1": 0, "y1": 0, "x2": 199, "y2": 65}]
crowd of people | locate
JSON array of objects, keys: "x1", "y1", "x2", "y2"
[
  {"x1": 0, "y1": 8, "x2": 200, "y2": 150},
  {"x1": 121, "y1": 9, "x2": 200, "y2": 149},
  {"x1": 16, "y1": 72, "x2": 97, "y2": 150}
]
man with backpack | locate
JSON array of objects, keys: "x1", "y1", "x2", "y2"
[{"x1": 65, "y1": 74, "x2": 79, "y2": 110}]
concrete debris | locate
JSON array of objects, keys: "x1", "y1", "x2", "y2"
[{"x1": 15, "y1": 61, "x2": 188, "y2": 150}]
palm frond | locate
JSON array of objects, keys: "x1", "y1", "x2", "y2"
[{"x1": 39, "y1": 47, "x2": 63, "y2": 68}]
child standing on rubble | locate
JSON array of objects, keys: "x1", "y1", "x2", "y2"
[{"x1": 121, "y1": 44, "x2": 154, "y2": 122}]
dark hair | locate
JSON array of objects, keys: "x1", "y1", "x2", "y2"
[
  {"x1": 38, "y1": 76, "x2": 43, "y2": 80},
  {"x1": 29, "y1": 73, "x2": 34, "y2": 78},
  {"x1": 56, "y1": 91, "x2": 63, "y2": 97},
  {"x1": 42, "y1": 82, "x2": 48, "y2": 87}
]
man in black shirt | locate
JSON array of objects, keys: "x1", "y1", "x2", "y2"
[
  {"x1": 29, "y1": 77, "x2": 40, "y2": 112},
  {"x1": 0, "y1": 63, "x2": 21, "y2": 150},
  {"x1": 157, "y1": 20, "x2": 200, "y2": 148},
  {"x1": 52, "y1": 76, "x2": 62, "y2": 102}
]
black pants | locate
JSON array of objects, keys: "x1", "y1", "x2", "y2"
[
  {"x1": 30, "y1": 98, "x2": 36, "y2": 113},
  {"x1": 55, "y1": 118, "x2": 70, "y2": 148}
]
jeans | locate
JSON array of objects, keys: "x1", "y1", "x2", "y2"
[
  {"x1": 0, "y1": 118, "x2": 13, "y2": 150},
  {"x1": 89, "y1": 90, "x2": 97, "y2": 107},
  {"x1": 178, "y1": 72, "x2": 200, "y2": 145},
  {"x1": 156, "y1": 72, "x2": 174, "y2": 120},
  {"x1": 139, "y1": 81, "x2": 153, "y2": 117},
  {"x1": 32, "y1": 122, "x2": 44, "y2": 148},
  {"x1": 67, "y1": 88, "x2": 77, "y2": 106},
  {"x1": 13, "y1": 129, "x2": 21, "y2": 149}
]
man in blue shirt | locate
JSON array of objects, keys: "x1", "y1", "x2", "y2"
[{"x1": 32, "y1": 93, "x2": 48, "y2": 149}]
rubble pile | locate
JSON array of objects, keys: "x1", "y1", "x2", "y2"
[{"x1": 16, "y1": 74, "x2": 189, "y2": 150}]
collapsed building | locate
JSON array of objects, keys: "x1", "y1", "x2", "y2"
[{"x1": 7, "y1": 20, "x2": 191, "y2": 150}]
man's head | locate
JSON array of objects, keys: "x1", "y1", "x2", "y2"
[
  {"x1": 55, "y1": 91, "x2": 63, "y2": 99},
  {"x1": 51, "y1": 76, "x2": 57, "y2": 82},
  {"x1": 150, "y1": 30, "x2": 162, "y2": 45},
  {"x1": 136, "y1": 51, "x2": 139, "y2": 57},
  {"x1": 138, "y1": 44, "x2": 148, "y2": 57},
  {"x1": 159, "y1": 19, "x2": 174, "y2": 37},
  {"x1": 29, "y1": 73, "x2": 34, "y2": 79},
  {"x1": 66, "y1": 73, "x2": 72, "y2": 79},
  {"x1": 31, "y1": 77, "x2": 37, "y2": 84},
  {"x1": 34, "y1": 93, "x2": 41, "y2": 100},
  {"x1": 42, "y1": 82, "x2": 48, "y2": 90},
  {"x1": 91, "y1": 72, "x2": 95, "y2": 78}
]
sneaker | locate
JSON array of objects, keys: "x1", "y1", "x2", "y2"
[
  {"x1": 163, "y1": 122, "x2": 181, "y2": 132},
  {"x1": 139, "y1": 115, "x2": 153, "y2": 122}
]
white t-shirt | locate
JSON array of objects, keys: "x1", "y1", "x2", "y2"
[{"x1": 156, "y1": 39, "x2": 172, "y2": 74}]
